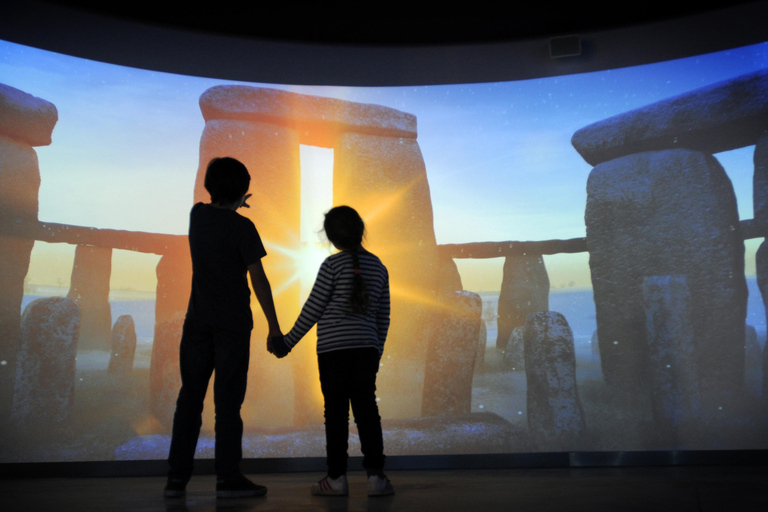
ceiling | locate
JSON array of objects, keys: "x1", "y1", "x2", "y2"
[{"x1": 43, "y1": 1, "x2": 761, "y2": 46}]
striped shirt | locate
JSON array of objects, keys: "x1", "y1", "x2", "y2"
[{"x1": 284, "y1": 249, "x2": 390, "y2": 354}]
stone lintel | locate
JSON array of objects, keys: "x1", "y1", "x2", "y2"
[
  {"x1": 0, "y1": 218, "x2": 187, "y2": 256},
  {"x1": 0, "y1": 83, "x2": 58, "y2": 147},
  {"x1": 200, "y1": 86, "x2": 417, "y2": 146},
  {"x1": 572, "y1": 69, "x2": 768, "y2": 166}
]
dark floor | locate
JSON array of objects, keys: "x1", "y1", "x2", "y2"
[{"x1": 3, "y1": 466, "x2": 768, "y2": 512}]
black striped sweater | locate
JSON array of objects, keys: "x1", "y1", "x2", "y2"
[{"x1": 283, "y1": 249, "x2": 390, "y2": 354}]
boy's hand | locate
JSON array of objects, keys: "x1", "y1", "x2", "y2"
[
  {"x1": 239, "y1": 194, "x2": 252, "y2": 209},
  {"x1": 266, "y1": 330, "x2": 281, "y2": 354}
]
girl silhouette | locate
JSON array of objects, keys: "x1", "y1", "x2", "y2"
[{"x1": 271, "y1": 205, "x2": 394, "y2": 497}]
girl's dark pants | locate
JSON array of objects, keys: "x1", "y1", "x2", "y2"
[
  {"x1": 167, "y1": 318, "x2": 250, "y2": 481},
  {"x1": 318, "y1": 347, "x2": 386, "y2": 478}
]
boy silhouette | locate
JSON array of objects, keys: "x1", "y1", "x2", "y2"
[{"x1": 164, "y1": 157, "x2": 281, "y2": 499}]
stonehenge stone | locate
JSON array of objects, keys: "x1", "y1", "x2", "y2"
[
  {"x1": 757, "y1": 243, "x2": 768, "y2": 402},
  {"x1": 745, "y1": 324, "x2": 761, "y2": 396},
  {"x1": 503, "y1": 326, "x2": 525, "y2": 371},
  {"x1": 437, "y1": 252, "x2": 463, "y2": 294},
  {"x1": 334, "y1": 131, "x2": 439, "y2": 418},
  {"x1": 68, "y1": 245, "x2": 112, "y2": 350},
  {"x1": 745, "y1": 324, "x2": 761, "y2": 368},
  {"x1": 153, "y1": 251, "x2": 192, "y2": 421},
  {"x1": 757, "y1": 241, "x2": 768, "y2": 332},
  {"x1": 524, "y1": 311, "x2": 586, "y2": 449},
  {"x1": 572, "y1": 69, "x2": 768, "y2": 166},
  {"x1": 155, "y1": 252, "x2": 192, "y2": 328},
  {"x1": 496, "y1": 254, "x2": 549, "y2": 350},
  {"x1": 475, "y1": 320, "x2": 487, "y2": 373},
  {"x1": 585, "y1": 149, "x2": 746, "y2": 406},
  {"x1": 11, "y1": 297, "x2": 79, "y2": 426},
  {"x1": 0, "y1": 135, "x2": 43, "y2": 422},
  {"x1": 197, "y1": 86, "x2": 442, "y2": 421},
  {"x1": 591, "y1": 330, "x2": 599, "y2": 358},
  {"x1": 0, "y1": 136, "x2": 41, "y2": 220},
  {"x1": 764, "y1": 340, "x2": 768, "y2": 411},
  {"x1": 422, "y1": 291, "x2": 482, "y2": 417},
  {"x1": 754, "y1": 133, "x2": 768, "y2": 226},
  {"x1": 0, "y1": 83, "x2": 58, "y2": 147},
  {"x1": 108, "y1": 315, "x2": 136, "y2": 376},
  {"x1": 642, "y1": 276, "x2": 702, "y2": 444},
  {"x1": 149, "y1": 318, "x2": 184, "y2": 428},
  {"x1": 200, "y1": 85, "x2": 417, "y2": 147}
]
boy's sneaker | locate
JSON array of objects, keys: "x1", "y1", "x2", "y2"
[
  {"x1": 163, "y1": 477, "x2": 187, "y2": 498},
  {"x1": 216, "y1": 474, "x2": 267, "y2": 499},
  {"x1": 368, "y1": 474, "x2": 395, "y2": 497},
  {"x1": 310, "y1": 474, "x2": 349, "y2": 496}
]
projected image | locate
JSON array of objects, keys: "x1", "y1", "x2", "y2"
[{"x1": 1, "y1": 38, "x2": 768, "y2": 463}]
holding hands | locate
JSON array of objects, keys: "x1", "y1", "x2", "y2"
[{"x1": 267, "y1": 332, "x2": 291, "y2": 359}]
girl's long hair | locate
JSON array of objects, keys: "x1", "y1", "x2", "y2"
[{"x1": 323, "y1": 206, "x2": 369, "y2": 314}]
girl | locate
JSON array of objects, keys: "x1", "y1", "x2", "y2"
[{"x1": 271, "y1": 205, "x2": 394, "y2": 497}]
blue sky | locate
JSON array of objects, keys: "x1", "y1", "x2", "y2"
[{"x1": 1, "y1": 38, "x2": 767, "y2": 291}]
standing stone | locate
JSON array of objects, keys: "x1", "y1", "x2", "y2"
[
  {"x1": 763, "y1": 340, "x2": 768, "y2": 411},
  {"x1": 503, "y1": 326, "x2": 525, "y2": 371},
  {"x1": 585, "y1": 149, "x2": 746, "y2": 407},
  {"x1": 422, "y1": 291, "x2": 482, "y2": 416},
  {"x1": 755, "y1": 135, "x2": 768, "y2": 403},
  {"x1": 591, "y1": 330, "x2": 600, "y2": 358},
  {"x1": 753, "y1": 133, "x2": 768, "y2": 226},
  {"x1": 68, "y1": 245, "x2": 112, "y2": 350},
  {"x1": 524, "y1": 311, "x2": 586, "y2": 450},
  {"x1": 149, "y1": 317, "x2": 184, "y2": 428},
  {"x1": 643, "y1": 276, "x2": 702, "y2": 445},
  {"x1": 745, "y1": 325, "x2": 761, "y2": 368},
  {"x1": 153, "y1": 249, "x2": 192, "y2": 423},
  {"x1": 437, "y1": 253, "x2": 463, "y2": 294},
  {"x1": 758, "y1": 241, "x2": 768, "y2": 336},
  {"x1": 335, "y1": 132, "x2": 440, "y2": 419},
  {"x1": 475, "y1": 320, "x2": 487, "y2": 373},
  {"x1": 0, "y1": 136, "x2": 41, "y2": 220},
  {"x1": 0, "y1": 83, "x2": 56, "y2": 423},
  {"x1": 745, "y1": 324, "x2": 761, "y2": 397},
  {"x1": 108, "y1": 315, "x2": 136, "y2": 376},
  {"x1": 154, "y1": 251, "x2": 192, "y2": 341},
  {"x1": 0, "y1": 137, "x2": 39, "y2": 423},
  {"x1": 11, "y1": 297, "x2": 79, "y2": 426},
  {"x1": 496, "y1": 254, "x2": 549, "y2": 350},
  {"x1": 149, "y1": 251, "x2": 192, "y2": 421}
]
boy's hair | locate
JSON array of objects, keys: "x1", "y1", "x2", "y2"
[
  {"x1": 204, "y1": 157, "x2": 250, "y2": 204},
  {"x1": 323, "y1": 206, "x2": 369, "y2": 315}
]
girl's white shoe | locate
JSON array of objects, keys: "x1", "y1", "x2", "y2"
[{"x1": 368, "y1": 474, "x2": 395, "y2": 497}]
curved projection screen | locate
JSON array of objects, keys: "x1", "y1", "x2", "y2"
[{"x1": 1, "y1": 35, "x2": 768, "y2": 464}]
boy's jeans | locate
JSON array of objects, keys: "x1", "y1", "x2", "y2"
[
  {"x1": 318, "y1": 347, "x2": 385, "y2": 478},
  {"x1": 167, "y1": 317, "x2": 250, "y2": 480}
]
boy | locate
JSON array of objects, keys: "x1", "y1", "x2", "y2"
[{"x1": 164, "y1": 157, "x2": 282, "y2": 499}]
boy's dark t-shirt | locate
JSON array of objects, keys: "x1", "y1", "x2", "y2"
[{"x1": 185, "y1": 202, "x2": 267, "y2": 333}]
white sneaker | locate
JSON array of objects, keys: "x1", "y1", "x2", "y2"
[
  {"x1": 311, "y1": 474, "x2": 349, "y2": 496},
  {"x1": 368, "y1": 474, "x2": 395, "y2": 497}
]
